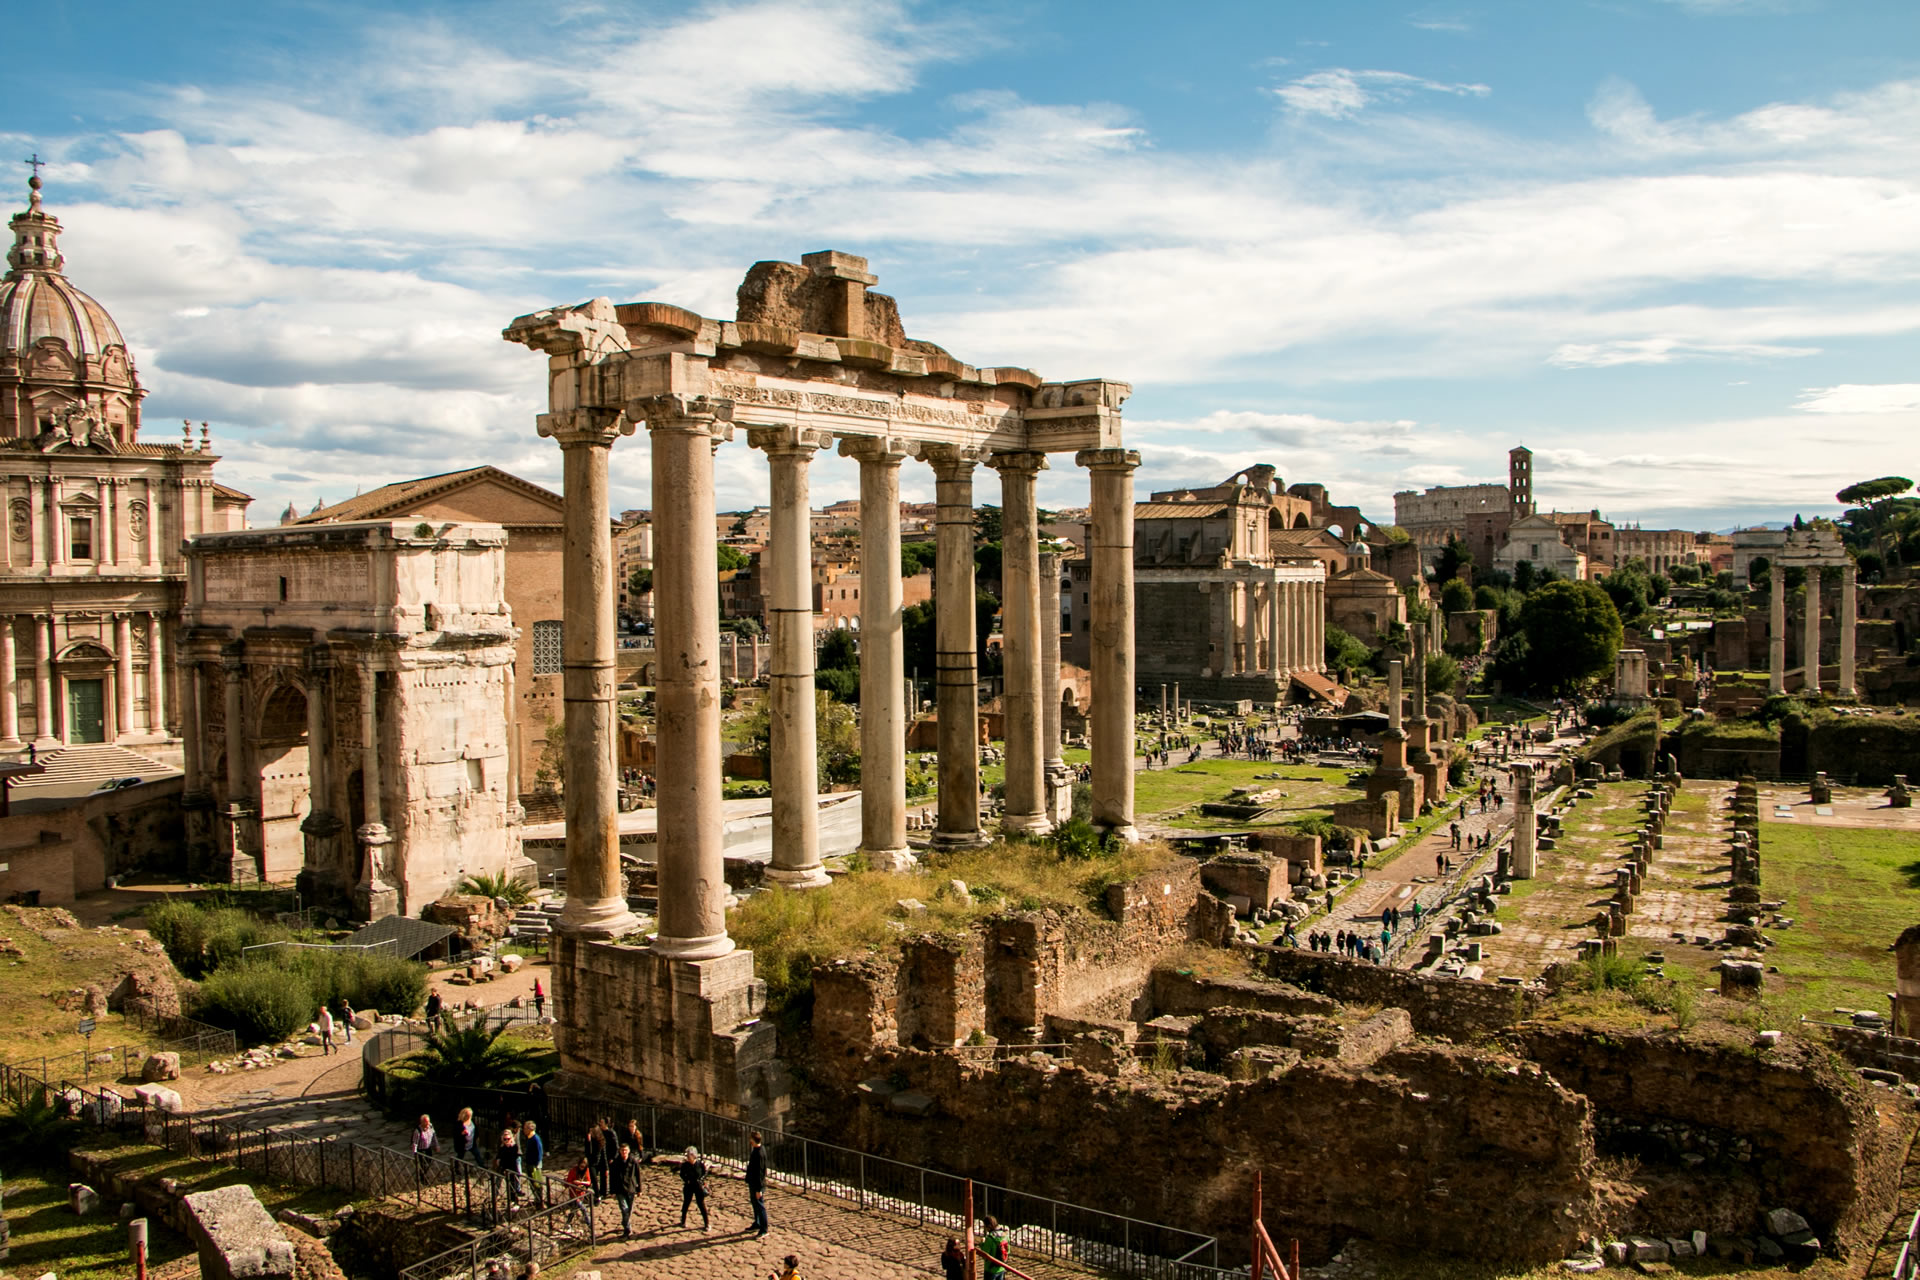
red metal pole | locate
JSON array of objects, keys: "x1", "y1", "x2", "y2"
[
  {"x1": 1290, "y1": 1237, "x2": 1300, "y2": 1280},
  {"x1": 966, "y1": 1180, "x2": 977, "y2": 1280},
  {"x1": 1252, "y1": 1170, "x2": 1263, "y2": 1280}
]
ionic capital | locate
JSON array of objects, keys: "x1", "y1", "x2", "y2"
[
  {"x1": 1075, "y1": 447, "x2": 1141, "y2": 474},
  {"x1": 627, "y1": 394, "x2": 735, "y2": 443},
  {"x1": 987, "y1": 451, "x2": 1049, "y2": 477},
  {"x1": 918, "y1": 442, "x2": 991, "y2": 482},
  {"x1": 745, "y1": 426, "x2": 833, "y2": 457},
  {"x1": 537, "y1": 408, "x2": 634, "y2": 449},
  {"x1": 837, "y1": 434, "x2": 914, "y2": 466}
]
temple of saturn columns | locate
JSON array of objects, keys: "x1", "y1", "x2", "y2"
[
  {"x1": 1763, "y1": 528, "x2": 1858, "y2": 699},
  {"x1": 503, "y1": 252, "x2": 1137, "y2": 1117}
]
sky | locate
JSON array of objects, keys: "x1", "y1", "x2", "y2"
[{"x1": 7, "y1": 0, "x2": 1918, "y2": 531}]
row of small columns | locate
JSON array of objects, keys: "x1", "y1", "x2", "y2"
[
  {"x1": 0, "y1": 611, "x2": 169, "y2": 746},
  {"x1": 545, "y1": 395, "x2": 1139, "y2": 956},
  {"x1": 1766, "y1": 561, "x2": 1857, "y2": 698},
  {"x1": 1224, "y1": 577, "x2": 1323, "y2": 677}
]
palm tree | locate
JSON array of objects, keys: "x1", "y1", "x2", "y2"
[
  {"x1": 458, "y1": 872, "x2": 531, "y2": 905},
  {"x1": 406, "y1": 1014, "x2": 546, "y2": 1091}
]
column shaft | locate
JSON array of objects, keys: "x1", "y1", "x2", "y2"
[
  {"x1": 114, "y1": 614, "x2": 133, "y2": 740},
  {"x1": 927, "y1": 446, "x2": 988, "y2": 848},
  {"x1": 1268, "y1": 580, "x2": 1283, "y2": 678},
  {"x1": 1233, "y1": 580, "x2": 1250, "y2": 674},
  {"x1": 33, "y1": 615, "x2": 53, "y2": 743},
  {"x1": 645, "y1": 403, "x2": 734, "y2": 958},
  {"x1": 223, "y1": 650, "x2": 254, "y2": 880},
  {"x1": 146, "y1": 613, "x2": 166, "y2": 735},
  {"x1": 180, "y1": 661, "x2": 204, "y2": 793},
  {"x1": 1079, "y1": 448, "x2": 1140, "y2": 840},
  {"x1": 27, "y1": 479, "x2": 43, "y2": 567},
  {"x1": 1839, "y1": 562, "x2": 1858, "y2": 697},
  {"x1": 1768, "y1": 570, "x2": 1786, "y2": 694},
  {"x1": 843, "y1": 438, "x2": 912, "y2": 865},
  {"x1": 547, "y1": 415, "x2": 642, "y2": 937},
  {"x1": 0, "y1": 618, "x2": 16, "y2": 746},
  {"x1": 754, "y1": 428, "x2": 831, "y2": 888},
  {"x1": 1802, "y1": 570, "x2": 1821, "y2": 695},
  {"x1": 992, "y1": 452, "x2": 1049, "y2": 835}
]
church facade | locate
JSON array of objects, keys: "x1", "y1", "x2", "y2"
[{"x1": 0, "y1": 173, "x2": 249, "y2": 762}]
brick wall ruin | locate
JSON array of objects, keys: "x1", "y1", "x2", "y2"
[{"x1": 1251, "y1": 943, "x2": 1547, "y2": 1037}]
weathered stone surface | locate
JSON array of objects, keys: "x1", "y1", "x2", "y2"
[
  {"x1": 133, "y1": 1083, "x2": 184, "y2": 1112},
  {"x1": 68, "y1": 1183, "x2": 100, "y2": 1216},
  {"x1": 1764, "y1": 1207, "x2": 1809, "y2": 1237},
  {"x1": 140, "y1": 1051, "x2": 181, "y2": 1082},
  {"x1": 183, "y1": 1184, "x2": 296, "y2": 1280}
]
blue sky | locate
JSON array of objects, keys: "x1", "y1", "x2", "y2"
[{"x1": 9, "y1": 0, "x2": 1917, "y2": 530}]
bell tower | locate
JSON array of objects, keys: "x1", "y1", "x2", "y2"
[{"x1": 1509, "y1": 446, "x2": 1534, "y2": 518}]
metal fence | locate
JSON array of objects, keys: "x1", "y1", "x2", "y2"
[
  {"x1": 1897, "y1": 1207, "x2": 1920, "y2": 1280},
  {"x1": 401, "y1": 1195, "x2": 599, "y2": 1280},
  {"x1": 7, "y1": 1022, "x2": 238, "y2": 1084}
]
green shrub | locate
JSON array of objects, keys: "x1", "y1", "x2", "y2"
[
  {"x1": 196, "y1": 966, "x2": 314, "y2": 1044},
  {"x1": 145, "y1": 901, "x2": 293, "y2": 978},
  {"x1": 1581, "y1": 950, "x2": 1642, "y2": 993},
  {"x1": 459, "y1": 872, "x2": 531, "y2": 905},
  {"x1": 1052, "y1": 817, "x2": 1115, "y2": 862}
]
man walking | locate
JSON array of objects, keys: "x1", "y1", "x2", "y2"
[
  {"x1": 411, "y1": 1114, "x2": 438, "y2": 1182},
  {"x1": 614, "y1": 1139, "x2": 643, "y2": 1238},
  {"x1": 677, "y1": 1146, "x2": 711, "y2": 1230},
  {"x1": 746, "y1": 1130, "x2": 769, "y2": 1239},
  {"x1": 317, "y1": 1005, "x2": 336, "y2": 1056}
]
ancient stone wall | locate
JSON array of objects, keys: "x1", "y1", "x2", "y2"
[
  {"x1": 1509, "y1": 1025, "x2": 1909, "y2": 1248},
  {"x1": 1250, "y1": 945, "x2": 1544, "y2": 1038},
  {"x1": 1148, "y1": 968, "x2": 1339, "y2": 1019},
  {"x1": 813, "y1": 1041, "x2": 1596, "y2": 1263},
  {"x1": 899, "y1": 935, "x2": 985, "y2": 1048},
  {"x1": 0, "y1": 777, "x2": 185, "y2": 904}
]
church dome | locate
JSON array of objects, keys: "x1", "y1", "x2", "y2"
[{"x1": 0, "y1": 171, "x2": 142, "y2": 441}]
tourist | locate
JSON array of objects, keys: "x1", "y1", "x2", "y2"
[
  {"x1": 614, "y1": 1139, "x2": 644, "y2": 1238},
  {"x1": 941, "y1": 1238, "x2": 967, "y2": 1280},
  {"x1": 521, "y1": 1121, "x2": 546, "y2": 1207},
  {"x1": 1435, "y1": 853, "x2": 1445, "y2": 877},
  {"x1": 453, "y1": 1107, "x2": 477, "y2": 1166},
  {"x1": 1334, "y1": 929, "x2": 1346, "y2": 953},
  {"x1": 317, "y1": 1004, "x2": 336, "y2": 1056},
  {"x1": 532, "y1": 978, "x2": 546, "y2": 1020},
  {"x1": 677, "y1": 1146, "x2": 712, "y2": 1229},
  {"x1": 980, "y1": 1216, "x2": 1010, "y2": 1280},
  {"x1": 1449, "y1": 822, "x2": 1460, "y2": 849},
  {"x1": 411, "y1": 1114, "x2": 439, "y2": 1180},
  {"x1": 563, "y1": 1156, "x2": 593, "y2": 1230},
  {"x1": 625, "y1": 1119, "x2": 647, "y2": 1162},
  {"x1": 340, "y1": 999, "x2": 356, "y2": 1045},
  {"x1": 746, "y1": 1130, "x2": 769, "y2": 1239},
  {"x1": 424, "y1": 990, "x2": 443, "y2": 1022},
  {"x1": 497, "y1": 1122, "x2": 522, "y2": 1202},
  {"x1": 585, "y1": 1119, "x2": 612, "y2": 1197},
  {"x1": 768, "y1": 1254, "x2": 802, "y2": 1280}
]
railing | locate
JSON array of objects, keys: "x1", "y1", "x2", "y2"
[
  {"x1": 400, "y1": 1194, "x2": 599, "y2": 1280},
  {"x1": 6, "y1": 1020, "x2": 237, "y2": 1083},
  {"x1": 1894, "y1": 1207, "x2": 1920, "y2": 1280}
]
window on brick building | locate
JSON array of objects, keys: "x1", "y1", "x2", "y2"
[{"x1": 532, "y1": 620, "x2": 563, "y2": 674}]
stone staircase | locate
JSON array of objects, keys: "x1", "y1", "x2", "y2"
[
  {"x1": 508, "y1": 898, "x2": 564, "y2": 938},
  {"x1": 9, "y1": 743, "x2": 178, "y2": 793}
]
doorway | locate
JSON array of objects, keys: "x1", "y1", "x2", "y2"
[{"x1": 67, "y1": 679, "x2": 105, "y2": 743}]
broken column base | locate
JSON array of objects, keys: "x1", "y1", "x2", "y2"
[{"x1": 553, "y1": 934, "x2": 792, "y2": 1129}]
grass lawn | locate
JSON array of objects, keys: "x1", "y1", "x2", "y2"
[
  {"x1": 0, "y1": 907, "x2": 184, "y2": 1070},
  {"x1": 3, "y1": 1139, "x2": 354, "y2": 1279},
  {"x1": 1136, "y1": 760, "x2": 1357, "y2": 828},
  {"x1": 1758, "y1": 819, "x2": 1920, "y2": 1025}
]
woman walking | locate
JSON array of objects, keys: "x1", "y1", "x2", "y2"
[{"x1": 497, "y1": 1122, "x2": 522, "y2": 1203}]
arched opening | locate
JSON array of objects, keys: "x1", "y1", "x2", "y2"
[
  {"x1": 1292, "y1": 513, "x2": 1309, "y2": 529},
  {"x1": 256, "y1": 683, "x2": 311, "y2": 882}
]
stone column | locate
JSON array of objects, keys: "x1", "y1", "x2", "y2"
[
  {"x1": 1839, "y1": 560, "x2": 1858, "y2": 697},
  {"x1": 33, "y1": 614, "x2": 53, "y2": 745},
  {"x1": 1768, "y1": 568, "x2": 1786, "y2": 695},
  {"x1": 302, "y1": 650, "x2": 340, "y2": 881},
  {"x1": 222, "y1": 646, "x2": 257, "y2": 883},
  {"x1": 925, "y1": 444, "x2": 989, "y2": 849},
  {"x1": 1313, "y1": 578, "x2": 1326, "y2": 671},
  {"x1": 993, "y1": 452, "x2": 1049, "y2": 836},
  {"x1": 1079, "y1": 448, "x2": 1140, "y2": 840},
  {"x1": 354, "y1": 652, "x2": 393, "y2": 914},
  {"x1": 1268, "y1": 581, "x2": 1284, "y2": 679},
  {"x1": 0, "y1": 618, "x2": 17, "y2": 748},
  {"x1": 751, "y1": 426, "x2": 832, "y2": 888},
  {"x1": 1232, "y1": 579, "x2": 1250, "y2": 675},
  {"x1": 1388, "y1": 657, "x2": 1403, "y2": 732},
  {"x1": 639, "y1": 396, "x2": 735, "y2": 959},
  {"x1": 842, "y1": 436, "x2": 913, "y2": 868},
  {"x1": 1510, "y1": 761, "x2": 1538, "y2": 879},
  {"x1": 539, "y1": 408, "x2": 641, "y2": 937},
  {"x1": 179, "y1": 658, "x2": 204, "y2": 792},
  {"x1": 1040, "y1": 550, "x2": 1072, "y2": 826},
  {"x1": 1802, "y1": 569, "x2": 1821, "y2": 696},
  {"x1": 145, "y1": 612, "x2": 166, "y2": 736},
  {"x1": 27, "y1": 479, "x2": 43, "y2": 568},
  {"x1": 114, "y1": 613, "x2": 133, "y2": 741}
]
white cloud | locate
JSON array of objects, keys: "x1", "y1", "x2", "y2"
[
  {"x1": 1794, "y1": 384, "x2": 1920, "y2": 414},
  {"x1": 1271, "y1": 69, "x2": 1490, "y2": 120},
  {"x1": 1548, "y1": 338, "x2": 1819, "y2": 368}
]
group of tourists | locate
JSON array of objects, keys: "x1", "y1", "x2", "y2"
[{"x1": 312, "y1": 999, "x2": 358, "y2": 1055}]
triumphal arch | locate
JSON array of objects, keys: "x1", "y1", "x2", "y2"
[
  {"x1": 179, "y1": 521, "x2": 520, "y2": 918},
  {"x1": 506, "y1": 251, "x2": 1138, "y2": 1117}
]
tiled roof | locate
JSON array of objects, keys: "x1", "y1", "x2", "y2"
[
  {"x1": 1135, "y1": 502, "x2": 1228, "y2": 519},
  {"x1": 344, "y1": 915, "x2": 457, "y2": 959},
  {"x1": 294, "y1": 466, "x2": 561, "y2": 525}
]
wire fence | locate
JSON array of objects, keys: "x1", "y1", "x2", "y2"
[{"x1": 1896, "y1": 1207, "x2": 1920, "y2": 1280}]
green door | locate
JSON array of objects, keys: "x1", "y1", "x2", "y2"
[{"x1": 67, "y1": 679, "x2": 105, "y2": 744}]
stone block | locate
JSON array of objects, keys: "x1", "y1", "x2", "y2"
[
  {"x1": 1763, "y1": 1208, "x2": 1809, "y2": 1238},
  {"x1": 1628, "y1": 1236, "x2": 1669, "y2": 1263},
  {"x1": 134, "y1": 1084, "x2": 185, "y2": 1113},
  {"x1": 183, "y1": 1184, "x2": 296, "y2": 1280},
  {"x1": 887, "y1": 1091, "x2": 935, "y2": 1116},
  {"x1": 1201, "y1": 853, "x2": 1288, "y2": 915},
  {"x1": 498, "y1": 953, "x2": 524, "y2": 973},
  {"x1": 69, "y1": 1183, "x2": 100, "y2": 1216},
  {"x1": 140, "y1": 1051, "x2": 181, "y2": 1082}
]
